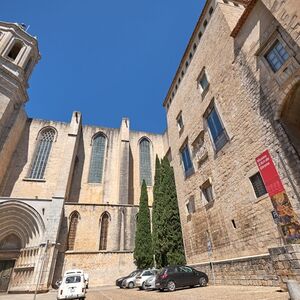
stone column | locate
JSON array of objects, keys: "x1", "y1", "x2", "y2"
[{"x1": 119, "y1": 118, "x2": 130, "y2": 204}]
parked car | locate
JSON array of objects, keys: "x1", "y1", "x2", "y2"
[
  {"x1": 135, "y1": 269, "x2": 158, "y2": 290},
  {"x1": 57, "y1": 274, "x2": 86, "y2": 300},
  {"x1": 144, "y1": 274, "x2": 157, "y2": 290},
  {"x1": 155, "y1": 265, "x2": 208, "y2": 292},
  {"x1": 64, "y1": 269, "x2": 89, "y2": 289},
  {"x1": 115, "y1": 270, "x2": 142, "y2": 288}
]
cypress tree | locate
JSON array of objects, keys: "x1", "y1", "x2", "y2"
[
  {"x1": 134, "y1": 180, "x2": 153, "y2": 269},
  {"x1": 160, "y1": 157, "x2": 186, "y2": 266},
  {"x1": 152, "y1": 155, "x2": 163, "y2": 267}
]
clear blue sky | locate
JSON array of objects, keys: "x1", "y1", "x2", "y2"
[{"x1": 2, "y1": 1, "x2": 204, "y2": 133}]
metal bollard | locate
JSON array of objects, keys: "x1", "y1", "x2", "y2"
[{"x1": 287, "y1": 280, "x2": 300, "y2": 300}]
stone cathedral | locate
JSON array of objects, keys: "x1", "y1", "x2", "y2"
[
  {"x1": 0, "y1": 21, "x2": 168, "y2": 292},
  {"x1": 1, "y1": 0, "x2": 300, "y2": 294}
]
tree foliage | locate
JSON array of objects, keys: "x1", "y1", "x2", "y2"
[
  {"x1": 152, "y1": 156, "x2": 186, "y2": 267},
  {"x1": 134, "y1": 180, "x2": 153, "y2": 269}
]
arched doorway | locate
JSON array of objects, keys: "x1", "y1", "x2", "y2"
[
  {"x1": 0, "y1": 234, "x2": 22, "y2": 292},
  {"x1": 0, "y1": 201, "x2": 45, "y2": 292},
  {"x1": 280, "y1": 83, "x2": 300, "y2": 157}
]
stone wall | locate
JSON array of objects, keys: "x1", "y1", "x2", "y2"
[
  {"x1": 58, "y1": 251, "x2": 135, "y2": 287},
  {"x1": 192, "y1": 254, "x2": 279, "y2": 286},
  {"x1": 164, "y1": 0, "x2": 300, "y2": 270}
]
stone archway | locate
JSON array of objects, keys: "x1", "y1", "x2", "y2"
[
  {"x1": 0, "y1": 200, "x2": 45, "y2": 292},
  {"x1": 280, "y1": 82, "x2": 300, "y2": 157},
  {"x1": 0, "y1": 234, "x2": 22, "y2": 292}
]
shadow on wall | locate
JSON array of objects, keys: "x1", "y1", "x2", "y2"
[
  {"x1": 128, "y1": 146, "x2": 134, "y2": 205},
  {"x1": 67, "y1": 129, "x2": 85, "y2": 203},
  {"x1": 52, "y1": 211, "x2": 68, "y2": 286},
  {"x1": 0, "y1": 119, "x2": 31, "y2": 196},
  {"x1": 233, "y1": 2, "x2": 300, "y2": 196}
]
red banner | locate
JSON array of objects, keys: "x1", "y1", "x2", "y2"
[{"x1": 255, "y1": 150, "x2": 284, "y2": 197}]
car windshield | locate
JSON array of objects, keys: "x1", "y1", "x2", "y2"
[
  {"x1": 129, "y1": 270, "x2": 139, "y2": 277},
  {"x1": 65, "y1": 276, "x2": 81, "y2": 284}
]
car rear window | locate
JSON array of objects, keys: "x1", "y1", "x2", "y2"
[{"x1": 65, "y1": 276, "x2": 81, "y2": 284}]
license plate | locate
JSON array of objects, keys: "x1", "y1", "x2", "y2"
[{"x1": 156, "y1": 283, "x2": 160, "y2": 286}]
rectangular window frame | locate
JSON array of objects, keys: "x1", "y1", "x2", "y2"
[
  {"x1": 176, "y1": 111, "x2": 184, "y2": 134},
  {"x1": 265, "y1": 40, "x2": 289, "y2": 73},
  {"x1": 201, "y1": 179, "x2": 214, "y2": 205},
  {"x1": 185, "y1": 196, "x2": 196, "y2": 215},
  {"x1": 197, "y1": 68, "x2": 210, "y2": 98},
  {"x1": 180, "y1": 141, "x2": 194, "y2": 179},
  {"x1": 204, "y1": 101, "x2": 229, "y2": 153},
  {"x1": 249, "y1": 172, "x2": 268, "y2": 199}
]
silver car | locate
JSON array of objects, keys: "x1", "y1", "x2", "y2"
[
  {"x1": 135, "y1": 269, "x2": 158, "y2": 290},
  {"x1": 144, "y1": 274, "x2": 157, "y2": 290},
  {"x1": 116, "y1": 270, "x2": 142, "y2": 288}
]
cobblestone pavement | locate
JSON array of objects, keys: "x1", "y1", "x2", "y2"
[{"x1": 0, "y1": 285, "x2": 289, "y2": 300}]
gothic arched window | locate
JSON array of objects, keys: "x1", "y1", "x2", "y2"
[
  {"x1": 29, "y1": 128, "x2": 55, "y2": 179},
  {"x1": 139, "y1": 138, "x2": 152, "y2": 186},
  {"x1": 88, "y1": 133, "x2": 106, "y2": 183},
  {"x1": 67, "y1": 211, "x2": 80, "y2": 250},
  {"x1": 99, "y1": 212, "x2": 110, "y2": 250}
]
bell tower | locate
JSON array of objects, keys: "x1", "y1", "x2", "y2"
[{"x1": 0, "y1": 21, "x2": 40, "y2": 187}]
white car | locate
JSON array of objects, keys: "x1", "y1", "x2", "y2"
[
  {"x1": 64, "y1": 269, "x2": 89, "y2": 289},
  {"x1": 135, "y1": 269, "x2": 158, "y2": 290},
  {"x1": 57, "y1": 274, "x2": 86, "y2": 300}
]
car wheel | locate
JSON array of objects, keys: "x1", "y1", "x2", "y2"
[
  {"x1": 167, "y1": 280, "x2": 176, "y2": 292},
  {"x1": 159, "y1": 288, "x2": 164, "y2": 292},
  {"x1": 199, "y1": 277, "x2": 208, "y2": 287},
  {"x1": 141, "y1": 282, "x2": 146, "y2": 290},
  {"x1": 128, "y1": 281, "x2": 134, "y2": 289}
]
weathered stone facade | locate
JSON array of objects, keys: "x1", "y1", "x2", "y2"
[
  {"x1": 164, "y1": 0, "x2": 300, "y2": 287},
  {"x1": 0, "y1": 0, "x2": 299, "y2": 293},
  {"x1": 0, "y1": 22, "x2": 167, "y2": 292}
]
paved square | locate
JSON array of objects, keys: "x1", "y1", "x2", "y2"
[{"x1": 0, "y1": 285, "x2": 289, "y2": 300}]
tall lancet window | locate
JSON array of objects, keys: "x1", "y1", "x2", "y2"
[
  {"x1": 139, "y1": 138, "x2": 152, "y2": 186},
  {"x1": 67, "y1": 211, "x2": 80, "y2": 250},
  {"x1": 88, "y1": 133, "x2": 106, "y2": 183},
  {"x1": 29, "y1": 128, "x2": 55, "y2": 179},
  {"x1": 99, "y1": 212, "x2": 109, "y2": 250}
]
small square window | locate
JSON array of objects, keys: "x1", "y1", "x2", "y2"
[
  {"x1": 186, "y1": 196, "x2": 196, "y2": 214},
  {"x1": 198, "y1": 72, "x2": 209, "y2": 93},
  {"x1": 203, "y1": 20, "x2": 208, "y2": 28},
  {"x1": 176, "y1": 112, "x2": 184, "y2": 132},
  {"x1": 250, "y1": 172, "x2": 267, "y2": 198},
  {"x1": 209, "y1": 7, "x2": 214, "y2": 15},
  {"x1": 201, "y1": 182, "x2": 214, "y2": 203},
  {"x1": 198, "y1": 32, "x2": 202, "y2": 40},
  {"x1": 265, "y1": 40, "x2": 289, "y2": 72}
]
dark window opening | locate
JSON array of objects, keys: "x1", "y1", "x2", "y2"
[
  {"x1": 7, "y1": 42, "x2": 23, "y2": 60},
  {"x1": 99, "y1": 213, "x2": 109, "y2": 250},
  {"x1": 186, "y1": 197, "x2": 196, "y2": 215},
  {"x1": 201, "y1": 182, "x2": 214, "y2": 203},
  {"x1": 231, "y1": 219, "x2": 237, "y2": 229},
  {"x1": 250, "y1": 172, "x2": 267, "y2": 198},
  {"x1": 209, "y1": 7, "x2": 214, "y2": 15}
]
